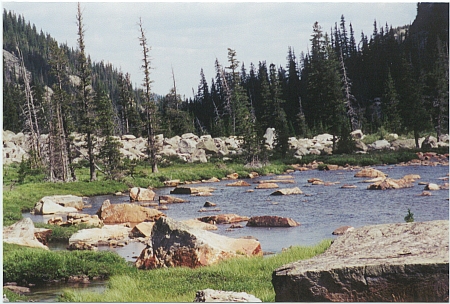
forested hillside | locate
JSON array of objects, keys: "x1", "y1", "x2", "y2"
[{"x1": 2, "y1": 3, "x2": 449, "y2": 181}]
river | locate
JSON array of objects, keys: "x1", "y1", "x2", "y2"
[{"x1": 22, "y1": 164, "x2": 449, "y2": 301}]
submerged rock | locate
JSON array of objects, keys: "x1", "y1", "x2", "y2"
[
  {"x1": 135, "y1": 217, "x2": 262, "y2": 269},
  {"x1": 272, "y1": 220, "x2": 449, "y2": 302}
]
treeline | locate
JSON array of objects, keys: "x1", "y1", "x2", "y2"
[
  {"x1": 2, "y1": 3, "x2": 449, "y2": 181},
  {"x1": 188, "y1": 3, "x2": 449, "y2": 149}
]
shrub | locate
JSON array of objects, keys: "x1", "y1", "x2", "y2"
[{"x1": 404, "y1": 209, "x2": 414, "y2": 223}]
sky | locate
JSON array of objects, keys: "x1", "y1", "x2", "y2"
[{"x1": 2, "y1": 1, "x2": 418, "y2": 98}]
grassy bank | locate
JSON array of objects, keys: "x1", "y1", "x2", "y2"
[
  {"x1": 2, "y1": 160, "x2": 290, "y2": 226},
  {"x1": 3, "y1": 243, "x2": 130, "y2": 284},
  {"x1": 60, "y1": 239, "x2": 332, "y2": 302}
]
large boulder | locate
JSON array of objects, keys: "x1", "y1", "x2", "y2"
[
  {"x1": 159, "y1": 195, "x2": 188, "y2": 204},
  {"x1": 3, "y1": 218, "x2": 49, "y2": 249},
  {"x1": 69, "y1": 224, "x2": 132, "y2": 246},
  {"x1": 135, "y1": 217, "x2": 262, "y2": 269},
  {"x1": 33, "y1": 200, "x2": 79, "y2": 215},
  {"x1": 129, "y1": 187, "x2": 156, "y2": 201},
  {"x1": 354, "y1": 168, "x2": 386, "y2": 178},
  {"x1": 39, "y1": 195, "x2": 84, "y2": 210},
  {"x1": 246, "y1": 216, "x2": 300, "y2": 227},
  {"x1": 368, "y1": 139, "x2": 390, "y2": 150},
  {"x1": 194, "y1": 289, "x2": 262, "y2": 302},
  {"x1": 196, "y1": 138, "x2": 218, "y2": 154},
  {"x1": 272, "y1": 220, "x2": 449, "y2": 302},
  {"x1": 390, "y1": 139, "x2": 417, "y2": 150},
  {"x1": 179, "y1": 138, "x2": 198, "y2": 154},
  {"x1": 367, "y1": 178, "x2": 413, "y2": 190},
  {"x1": 263, "y1": 127, "x2": 276, "y2": 149},
  {"x1": 191, "y1": 149, "x2": 208, "y2": 163},
  {"x1": 96, "y1": 200, "x2": 165, "y2": 224},
  {"x1": 421, "y1": 135, "x2": 438, "y2": 149}
]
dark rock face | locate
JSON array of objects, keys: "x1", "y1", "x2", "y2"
[{"x1": 272, "y1": 220, "x2": 449, "y2": 302}]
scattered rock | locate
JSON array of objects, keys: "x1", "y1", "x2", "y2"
[
  {"x1": 3, "y1": 285, "x2": 31, "y2": 295},
  {"x1": 67, "y1": 241, "x2": 98, "y2": 251},
  {"x1": 96, "y1": 200, "x2": 164, "y2": 224},
  {"x1": 307, "y1": 177, "x2": 323, "y2": 183},
  {"x1": 129, "y1": 187, "x2": 156, "y2": 201},
  {"x1": 3, "y1": 218, "x2": 49, "y2": 249},
  {"x1": 354, "y1": 168, "x2": 386, "y2": 178},
  {"x1": 170, "y1": 186, "x2": 216, "y2": 195},
  {"x1": 194, "y1": 289, "x2": 262, "y2": 302},
  {"x1": 270, "y1": 187, "x2": 303, "y2": 196},
  {"x1": 202, "y1": 177, "x2": 221, "y2": 183},
  {"x1": 158, "y1": 195, "x2": 187, "y2": 204},
  {"x1": 332, "y1": 225, "x2": 354, "y2": 235},
  {"x1": 163, "y1": 180, "x2": 181, "y2": 187},
  {"x1": 367, "y1": 178, "x2": 413, "y2": 190},
  {"x1": 340, "y1": 184, "x2": 357, "y2": 189},
  {"x1": 135, "y1": 217, "x2": 262, "y2": 269},
  {"x1": 420, "y1": 191, "x2": 432, "y2": 196},
  {"x1": 33, "y1": 198, "x2": 79, "y2": 215},
  {"x1": 226, "y1": 180, "x2": 251, "y2": 187},
  {"x1": 425, "y1": 183, "x2": 441, "y2": 191},
  {"x1": 34, "y1": 228, "x2": 53, "y2": 245},
  {"x1": 204, "y1": 201, "x2": 217, "y2": 207},
  {"x1": 402, "y1": 174, "x2": 421, "y2": 182},
  {"x1": 255, "y1": 183, "x2": 279, "y2": 189},
  {"x1": 197, "y1": 214, "x2": 250, "y2": 224},
  {"x1": 69, "y1": 224, "x2": 132, "y2": 247},
  {"x1": 226, "y1": 173, "x2": 239, "y2": 179},
  {"x1": 272, "y1": 220, "x2": 449, "y2": 302},
  {"x1": 246, "y1": 216, "x2": 300, "y2": 227},
  {"x1": 368, "y1": 139, "x2": 390, "y2": 150},
  {"x1": 181, "y1": 219, "x2": 218, "y2": 230},
  {"x1": 131, "y1": 222, "x2": 155, "y2": 237}
]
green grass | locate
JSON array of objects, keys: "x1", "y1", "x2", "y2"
[
  {"x1": 60, "y1": 239, "x2": 332, "y2": 302},
  {"x1": 3, "y1": 243, "x2": 130, "y2": 284}
]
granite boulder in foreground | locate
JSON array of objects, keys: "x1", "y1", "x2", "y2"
[
  {"x1": 272, "y1": 220, "x2": 449, "y2": 302},
  {"x1": 135, "y1": 217, "x2": 262, "y2": 269}
]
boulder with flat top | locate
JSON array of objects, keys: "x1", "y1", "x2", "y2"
[{"x1": 272, "y1": 220, "x2": 449, "y2": 302}]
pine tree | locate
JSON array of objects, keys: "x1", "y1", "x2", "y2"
[
  {"x1": 269, "y1": 63, "x2": 290, "y2": 158},
  {"x1": 138, "y1": 17, "x2": 159, "y2": 173},
  {"x1": 381, "y1": 69, "x2": 401, "y2": 133},
  {"x1": 76, "y1": 2, "x2": 96, "y2": 181},
  {"x1": 95, "y1": 86, "x2": 123, "y2": 180}
]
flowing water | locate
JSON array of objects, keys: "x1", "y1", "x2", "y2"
[{"x1": 21, "y1": 164, "x2": 449, "y2": 301}]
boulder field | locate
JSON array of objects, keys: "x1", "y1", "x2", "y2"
[
  {"x1": 272, "y1": 220, "x2": 449, "y2": 302},
  {"x1": 5, "y1": 129, "x2": 448, "y2": 165}
]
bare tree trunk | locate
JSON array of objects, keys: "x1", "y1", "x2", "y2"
[
  {"x1": 17, "y1": 45, "x2": 42, "y2": 167},
  {"x1": 138, "y1": 17, "x2": 158, "y2": 173}
]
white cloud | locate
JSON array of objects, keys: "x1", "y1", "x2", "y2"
[{"x1": 3, "y1": 2, "x2": 417, "y2": 96}]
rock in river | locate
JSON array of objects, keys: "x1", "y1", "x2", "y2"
[
  {"x1": 270, "y1": 187, "x2": 303, "y2": 196},
  {"x1": 354, "y1": 168, "x2": 386, "y2": 178},
  {"x1": 135, "y1": 217, "x2": 262, "y2": 269},
  {"x1": 3, "y1": 218, "x2": 49, "y2": 249},
  {"x1": 96, "y1": 200, "x2": 164, "y2": 224},
  {"x1": 246, "y1": 216, "x2": 300, "y2": 227},
  {"x1": 197, "y1": 214, "x2": 250, "y2": 224},
  {"x1": 272, "y1": 220, "x2": 449, "y2": 302}
]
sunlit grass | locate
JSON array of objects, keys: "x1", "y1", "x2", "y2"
[{"x1": 61, "y1": 239, "x2": 332, "y2": 302}]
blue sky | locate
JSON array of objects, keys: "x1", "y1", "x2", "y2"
[{"x1": 3, "y1": 1, "x2": 418, "y2": 97}]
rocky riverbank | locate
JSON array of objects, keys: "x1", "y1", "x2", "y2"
[{"x1": 4, "y1": 129, "x2": 449, "y2": 165}]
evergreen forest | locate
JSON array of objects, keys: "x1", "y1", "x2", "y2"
[{"x1": 3, "y1": 3, "x2": 449, "y2": 181}]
